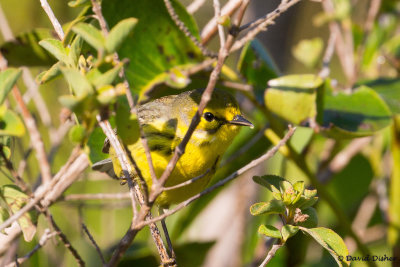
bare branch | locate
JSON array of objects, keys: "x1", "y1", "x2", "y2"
[
  {"x1": 39, "y1": 0, "x2": 64, "y2": 40},
  {"x1": 213, "y1": 0, "x2": 226, "y2": 48},
  {"x1": 82, "y1": 223, "x2": 106, "y2": 265},
  {"x1": 163, "y1": 0, "x2": 217, "y2": 58},
  {"x1": 187, "y1": 0, "x2": 207, "y2": 14},
  {"x1": 259, "y1": 244, "x2": 282, "y2": 267},
  {"x1": 64, "y1": 193, "x2": 131, "y2": 201},
  {"x1": 319, "y1": 31, "x2": 337, "y2": 79},
  {"x1": 162, "y1": 168, "x2": 211, "y2": 191},
  {"x1": 231, "y1": 0, "x2": 302, "y2": 52},
  {"x1": 47, "y1": 213, "x2": 85, "y2": 267},
  {"x1": 201, "y1": 0, "x2": 242, "y2": 44},
  {"x1": 5, "y1": 229, "x2": 57, "y2": 267}
]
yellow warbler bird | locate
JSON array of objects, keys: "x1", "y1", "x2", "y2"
[{"x1": 93, "y1": 89, "x2": 253, "y2": 208}]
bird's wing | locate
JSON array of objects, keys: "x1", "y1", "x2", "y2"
[{"x1": 91, "y1": 158, "x2": 118, "y2": 179}]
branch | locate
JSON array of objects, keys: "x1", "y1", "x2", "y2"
[
  {"x1": 187, "y1": 0, "x2": 207, "y2": 14},
  {"x1": 64, "y1": 193, "x2": 131, "y2": 201},
  {"x1": 5, "y1": 229, "x2": 57, "y2": 267},
  {"x1": 39, "y1": 0, "x2": 64, "y2": 40},
  {"x1": 259, "y1": 243, "x2": 283, "y2": 267},
  {"x1": 230, "y1": 0, "x2": 302, "y2": 52},
  {"x1": 201, "y1": 0, "x2": 242, "y2": 44},
  {"x1": 163, "y1": 0, "x2": 217, "y2": 58},
  {"x1": 142, "y1": 126, "x2": 296, "y2": 226},
  {"x1": 213, "y1": 0, "x2": 226, "y2": 48},
  {"x1": 82, "y1": 223, "x2": 106, "y2": 265}
]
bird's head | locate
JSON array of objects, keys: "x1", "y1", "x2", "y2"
[{"x1": 175, "y1": 89, "x2": 253, "y2": 146}]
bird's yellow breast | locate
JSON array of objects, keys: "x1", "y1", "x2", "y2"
[{"x1": 110, "y1": 122, "x2": 238, "y2": 208}]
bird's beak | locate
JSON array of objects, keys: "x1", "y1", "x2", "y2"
[{"x1": 229, "y1": 115, "x2": 254, "y2": 128}]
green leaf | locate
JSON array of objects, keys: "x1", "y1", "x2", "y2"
[
  {"x1": 265, "y1": 74, "x2": 323, "y2": 125},
  {"x1": 91, "y1": 62, "x2": 124, "y2": 89},
  {"x1": 361, "y1": 78, "x2": 400, "y2": 114},
  {"x1": 86, "y1": 125, "x2": 108, "y2": 164},
  {"x1": 68, "y1": 0, "x2": 89, "y2": 7},
  {"x1": 295, "y1": 196, "x2": 319, "y2": 210},
  {"x1": 61, "y1": 68, "x2": 93, "y2": 98},
  {"x1": 72, "y1": 22, "x2": 105, "y2": 51},
  {"x1": 0, "y1": 185, "x2": 37, "y2": 242},
  {"x1": 281, "y1": 224, "x2": 299, "y2": 242},
  {"x1": 39, "y1": 39, "x2": 72, "y2": 65},
  {"x1": 58, "y1": 95, "x2": 84, "y2": 113},
  {"x1": 102, "y1": 0, "x2": 203, "y2": 96},
  {"x1": 304, "y1": 189, "x2": 317, "y2": 198},
  {"x1": 0, "y1": 106, "x2": 25, "y2": 137},
  {"x1": 36, "y1": 62, "x2": 62, "y2": 84},
  {"x1": 292, "y1": 38, "x2": 323, "y2": 68},
  {"x1": 116, "y1": 99, "x2": 140, "y2": 145},
  {"x1": 0, "y1": 206, "x2": 9, "y2": 226},
  {"x1": 69, "y1": 125, "x2": 87, "y2": 144},
  {"x1": 0, "y1": 68, "x2": 22, "y2": 105},
  {"x1": 250, "y1": 199, "x2": 286, "y2": 216},
  {"x1": 300, "y1": 227, "x2": 350, "y2": 267},
  {"x1": 237, "y1": 39, "x2": 279, "y2": 100},
  {"x1": 258, "y1": 224, "x2": 282, "y2": 239},
  {"x1": 70, "y1": 36, "x2": 83, "y2": 66},
  {"x1": 296, "y1": 207, "x2": 318, "y2": 228},
  {"x1": 252, "y1": 175, "x2": 285, "y2": 193},
  {"x1": 106, "y1": 18, "x2": 138, "y2": 53},
  {"x1": 0, "y1": 28, "x2": 55, "y2": 66},
  {"x1": 322, "y1": 86, "x2": 392, "y2": 138}
]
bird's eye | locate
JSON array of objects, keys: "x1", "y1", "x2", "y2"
[{"x1": 203, "y1": 112, "x2": 215, "y2": 122}]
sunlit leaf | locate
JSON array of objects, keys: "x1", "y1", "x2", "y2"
[
  {"x1": 36, "y1": 62, "x2": 61, "y2": 84},
  {"x1": 322, "y1": 86, "x2": 392, "y2": 138},
  {"x1": 250, "y1": 199, "x2": 285, "y2": 216},
  {"x1": 102, "y1": 0, "x2": 203, "y2": 96},
  {"x1": 0, "y1": 106, "x2": 25, "y2": 137},
  {"x1": 253, "y1": 175, "x2": 285, "y2": 193},
  {"x1": 361, "y1": 78, "x2": 400, "y2": 114},
  {"x1": 292, "y1": 38, "x2": 323, "y2": 68},
  {"x1": 39, "y1": 39, "x2": 72, "y2": 65},
  {"x1": 91, "y1": 62, "x2": 124, "y2": 89},
  {"x1": 0, "y1": 185, "x2": 37, "y2": 241},
  {"x1": 258, "y1": 224, "x2": 282, "y2": 239},
  {"x1": 265, "y1": 74, "x2": 323, "y2": 125},
  {"x1": 69, "y1": 125, "x2": 86, "y2": 144},
  {"x1": 300, "y1": 227, "x2": 350, "y2": 267},
  {"x1": 61, "y1": 68, "x2": 93, "y2": 98},
  {"x1": 72, "y1": 22, "x2": 105, "y2": 51},
  {"x1": 0, "y1": 68, "x2": 22, "y2": 105},
  {"x1": 281, "y1": 224, "x2": 299, "y2": 242},
  {"x1": 106, "y1": 18, "x2": 138, "y2": 53}
]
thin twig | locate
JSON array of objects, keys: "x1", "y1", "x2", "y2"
[
  {"x1": 213, "y1": 0, "x2": 226, "y2": 48},
  {"x1": 231, "y1": 0, "x2": 302, "y2": 52},
  {"x1": 163, "y1": 0, "x2": 218, "y2": 58},
  {"x1": 5, "y1": 229, "x2": 57, "y2": 267},
  {"x1": 39, "y1": 0, "x2": 64, "y2": 40},
  {"x1": 64, "y1": 193, "x2": 131, "y2": 201},
  {"x1": 47, "y1": 213, "x2": 85, "y2": 267},
  {"x1": 259, "y1": 243, "x2": 282, "y2": 267},
  {"x1": 142, "y1": 126, "x2": 296, "y2": 227},
  {"x1": 201, "y1": 0, "x2": 242, "y2": 44},
  {"x1": 82, "y1": 223, "x2": 106, "y2": 265},
  {"x1": 162, "y1": 169, "x2": 211, "y2": 191},
  {"x1": 319, "y1": 31, "x2": 337, "y2": 79},
  {"x1": 187, "y1": 0, "x2": 207, "y2": 14}
]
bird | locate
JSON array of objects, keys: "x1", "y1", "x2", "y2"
[{"x1": 92, "y1": 89, "x2": 253, "y2": 208}]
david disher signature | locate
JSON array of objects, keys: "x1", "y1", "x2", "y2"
[{"x1": 338, "y1": 255, "x2": 398, "y2": 262}]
